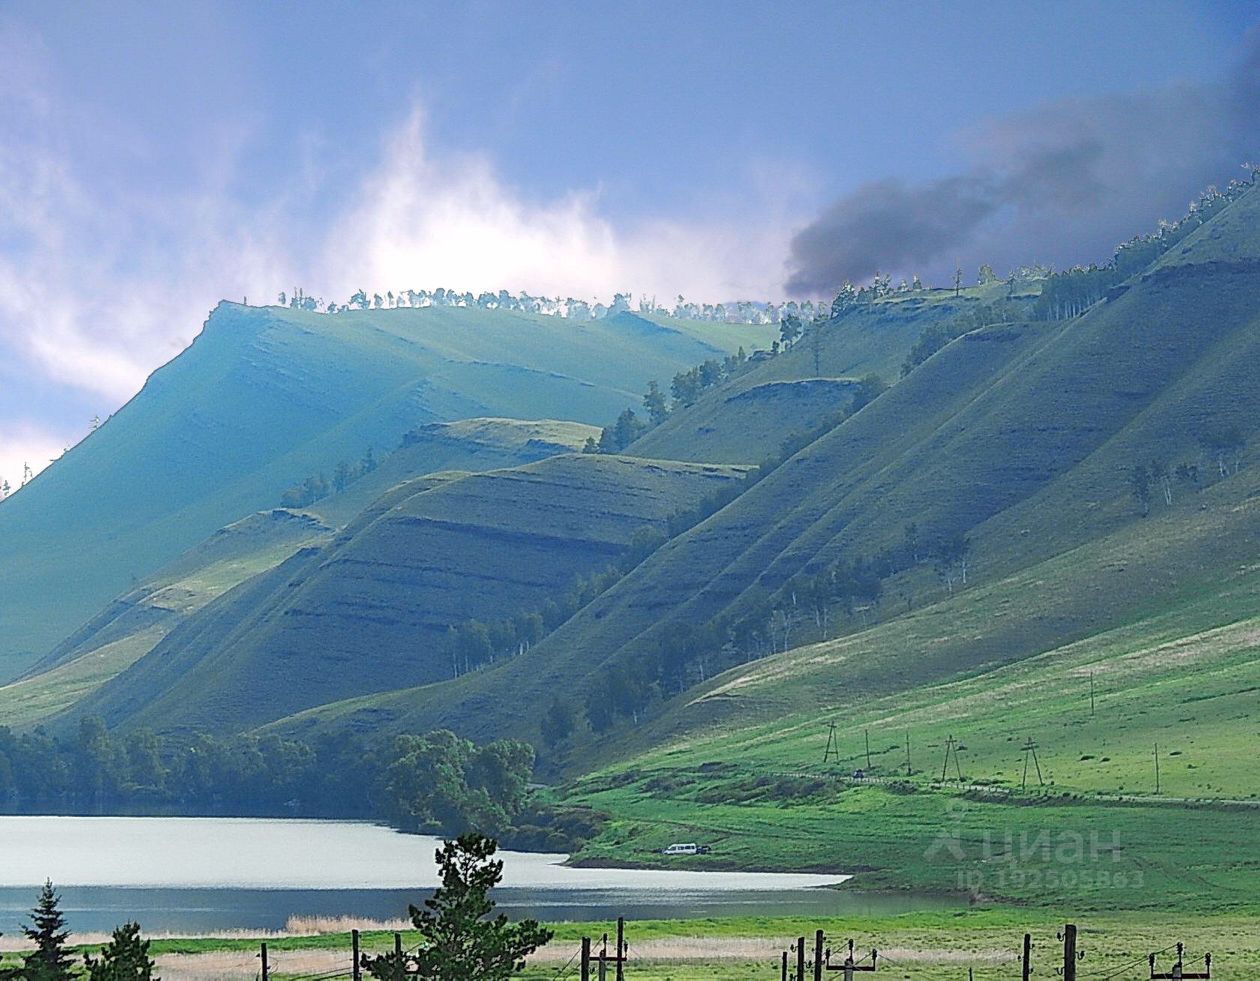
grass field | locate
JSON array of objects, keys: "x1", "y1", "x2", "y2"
[{"x1": 9, "y1": 911, "x2": 1255, "y2": 980}]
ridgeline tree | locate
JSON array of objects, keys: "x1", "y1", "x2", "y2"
[
  {"x1": 363, "y1": 834, "x2": 551, "y2": 981},
  {"x1": 641, "y1": 380, "x2": 669, "y2": 426}
]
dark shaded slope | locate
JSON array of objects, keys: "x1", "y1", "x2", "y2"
[{"x1": 74, "y1": 454, "x2": 745, "y2": 733}]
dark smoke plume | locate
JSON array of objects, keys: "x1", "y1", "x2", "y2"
[{"x1": 785, "y1": 32, "x2": 1260, "y2": 294}]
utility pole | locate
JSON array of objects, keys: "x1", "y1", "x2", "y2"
[
  {"x1": 824, "y1": 938, "x2": 878, "y2": 979},
  {"x1": 1022, "y1": 933, "x2": 1031, "y2": 981},
  {"x1": 824, "y1": 721, "x2": 841, "y2": 764},
  {"x1": 1061, "y1": 923, "x2": 1079, "y2": 981},
  {"x1": 1155, "y1": 743, "x2": 1162, "y2": 795},
  {"x1": 864, "y1": 728, "x2": 872, "y2": 770},
  {"x1": 1090, "y1": 671, "x2": 1096, "y2": 716},
  {"x1": 1021, "y1": 739, "x2": 1044, "y2": 789},
  {"x1": 616, "y1": 916, "x2": 626, "y2": 981},
  {"x1": 905, "y1": 731, "x2": 912, "y2": 776},
  {"x1": 589, "y1": 921, "x2": 628, "y2": 981},
  {"x1": 1149, "y1": 942, "x2": 1211, "y2": 978},
  {"x1": 940, "y1": 735, "x2": 963, "y2": 782},
  {"x1": 351, "y1": 930, "x2": 361, "y2": 981}
]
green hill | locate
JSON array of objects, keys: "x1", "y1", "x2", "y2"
[
  {"x1": 0, "y1": 304, "x2": 765, "y2": 678},
  {"x1": 1, "y1": 417, "x2": 597, "y2": 724},
  {"x1": 627, "y1": 378, "x2": 858, "y2": 464},
  {"x1": 70, "y1": 453, "x2": 747, "y2": 733},
  {"x1": 273, "y1": 185, "x2": 1260, "y2": 756},
  {"x1": 0, "y1": 508, "x2": 332, "y2": 727}
]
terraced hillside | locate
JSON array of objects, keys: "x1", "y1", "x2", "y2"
[
  {"x1": 279, "y1": 184, "x2": 1260, "y2": 752},
  {"x1": 0, "y1": 304, "x2": 768, "y2": 678},
  {"x1": 1, "y1": 417, "x2": 597, "y2": 725},
  {"x1": 626, "y1": 378, "x2": 858, "y2": 464},
  {"x1": 0, "y1": 509, "x2": 332, "y2": 727},
  {"x1": 70, "y1": 454, "x2": 746, "y2": 733}
]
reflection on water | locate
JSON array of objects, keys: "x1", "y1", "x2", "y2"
[
  {"x1": 0, "y1": 815, "x2": 961, "y2": 933},
  {"x1": 0, "y1": 885, "x2": 962, "y2": 934}
]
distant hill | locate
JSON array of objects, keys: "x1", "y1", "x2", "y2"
[
  {"x1": 0, "y1": 304, "x2": 767, "y2": 678},
  {"x1": 68, "y1": 453, "x2": 746, "y2": 733}
]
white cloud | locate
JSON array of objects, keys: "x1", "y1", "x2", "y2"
[
  {"x1": 318, "y1": 107, "x2": 799, "y2": 305},
  {"x1": 0, "y1": 418, "x2": 69, "y2": 488},
  {"x1": 1, "y1": 57, "x2": 803, "y2": 438}
]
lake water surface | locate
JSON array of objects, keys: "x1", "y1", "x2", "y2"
[{"x1": 0, "y1": 816, "x2": 957, "y2": 932}]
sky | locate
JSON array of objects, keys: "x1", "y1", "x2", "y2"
[{"x1": 1, "y1": 0, "x2": 1257, "y2": 484}]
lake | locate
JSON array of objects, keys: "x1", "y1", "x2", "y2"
[{"x1": 0, "y1": 816, "x2": 956, "y2": 933}]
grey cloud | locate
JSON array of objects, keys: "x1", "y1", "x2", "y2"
[{"x1": 785, "y1": 34, "x2": 1260, "y2": 295}]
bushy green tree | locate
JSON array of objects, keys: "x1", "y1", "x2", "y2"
[
  {"x1": 641, "y1": 380, "x2": 669, "y2": 426},
  {"x1": 84, "y1": 922, "x2": 157, "y2": 981},
  {"x1": 363, "y1": 835, "x2": 551, "y2": 981}
]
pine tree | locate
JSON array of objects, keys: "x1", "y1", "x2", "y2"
[
  {"x1": 21, "y1": 881, "x2": 74, "y2": 981},
  {"x1": 84, "y1": 922, "x2": 157, "y2": 981},
  {"x1": 363, "y1": 835, "x2": 551, "y2": 981}
]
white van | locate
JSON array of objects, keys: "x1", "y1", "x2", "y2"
[{"x1": 662, "y1": 843, "x2": 706, "y2": 855}]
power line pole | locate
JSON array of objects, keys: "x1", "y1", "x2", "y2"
[
  {"x1": 1149, "y1": 942, "x2": 1211, "y2": 978},
  {"x1": 940, "y1": 735, "x2": 963, "y2": 782},
  {"x1": 864, "y1": 728, "x2": 872, "y2": 770},
  {"x1": 1061, "y1": 923, "x2": 1080, "y2": 981},
  {"x1": 1155, "y1": 743, "x2": 1162, "y2": 795},
  {"x1": 823, "y1": 721, "x2": 841, "y2": 764},
  {"x1": 824, "y1": 938, "x2": 878, "y2": 979},
  {"x1": 905, "y1": 731, "x2": 912, "y2": 776},
  {"x1": 616, "y1": 916, "x2": 626, "y2": 981},
  {"x1": 1090, "y1": 671, "x2": 1096, "y2": 716},
  {"x1": 1021, "y1": 739, "x2": 1044, "y2": 789}
]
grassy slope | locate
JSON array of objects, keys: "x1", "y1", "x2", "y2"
[
  {"x1": 0, "y1": 305, "x2": 766, "y2": 678},
  {"x1": 311, "y1": 418, "x2": 599, "y2": 525},
  {"x1": 627, "y1": 285, "x2": 1023, "y2": 465},
  {"x1": 3, "y1": 419, "x2": 597, "y2": 727},
  {"x1": 563, "y1": 549, "x2": 1260, "y2": 912},
  {"x1": 627, "y1": 378, "x2": 859, "y2": 464},
  {"x1": 309, "y1": 186, "x2": 1260, "y2": 749},
  {"x1": 73, "y1": 455, "x2": 748, "y2": 734},
  {"x1": 0, "y1": 510, "x2": 331, "y2": 726},
  {"x1": 279, "y1": 317, "x2": 1059, "y2": 742}
]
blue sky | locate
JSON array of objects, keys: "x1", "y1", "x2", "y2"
[{"x1": 0, "y1": 0, "x2": 1257, "y2": 482}]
